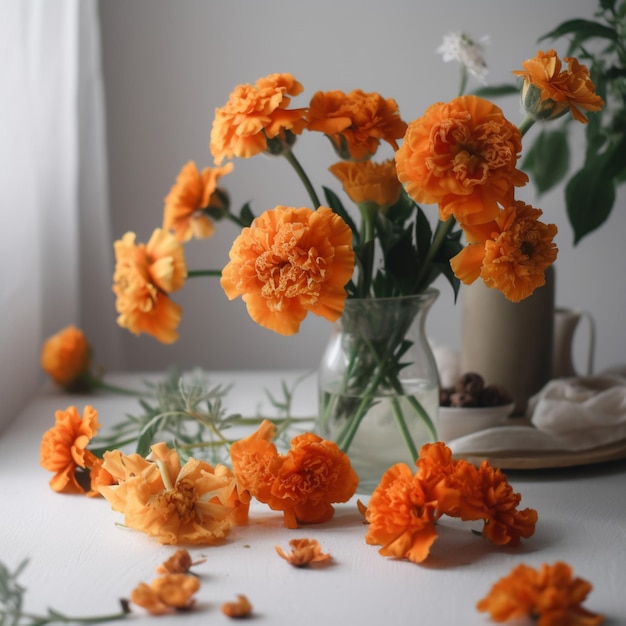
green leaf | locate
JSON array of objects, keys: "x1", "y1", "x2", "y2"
[
  {"x1": 566, "y1": 162, "x2": 616, "y2": 244},
  {"x1": 521, "y1": 129, "x2": 570, "y2": 194},
  {"x1": 539, "y1": 19, "x2": 619, "y2": 46},
  {"x1": 322, "y1": 186, "x2": 359, "y2": 241},
  {"x1": 239, "y1": 202, "x2": 255, "y2": 226},
  {"x1": 414, "y1": 206, "x2": 433, "y2": 263},
  {"x1": 471, "y1": 83, "x2": 520, "y2": 98}
]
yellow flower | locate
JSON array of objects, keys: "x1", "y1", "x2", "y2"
[
  {"x1": 40, "y1": 326, "x2": 92, "y2": 391},
  {"x1": 210, "y1": 72, "x2": 307, "y2": 164},
  {"x1": 329, "y1": 159, "x2": 402, "y2": 210},
  {"x1": 40, "y1": 405, "x2": 101, "y2": 494},
  {"x1": 98, "y1": 442, "x2": 248, "y2": 545},
  {"x1": 112, "y1": 228, "x2": 187, "y2": 343},
  {"x1": 221, "y1": 205, "x2": 355, "y2": 336},
  {"x1": 513, "y1": 49, "x2": 604, "y2": 123},
  {"x1": 163, "y1": 160, "x2": 234, "y2": 242}
]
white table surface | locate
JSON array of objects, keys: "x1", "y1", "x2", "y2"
[{"x1": 2, "y1": 370, "x2": 625, "y2": 625}]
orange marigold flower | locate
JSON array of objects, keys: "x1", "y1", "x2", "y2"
[
  {"x1": 275, "y1": 538, "x2": 332, "y2": 567},
  {"x1": 364, "y1": 463, "x2": 440, "y2": 564},
  {"x1": 437, "y1": 457, "x2": 537, "y2": 545},
  {"x1": 221, "y1": 594, "x2": 253, "y2": 618},
  {"x1": 477, "y1": 561, "x2": 604, "y2": 625},
  {"x1": 98, "y1": 442, "x2": 248, "y2": 545},
  {"x1": 220, "y1": 205, "x2": 355, "y2": 336},
  {"x1": 210, "y1": 72, "x2": 307, "y2": 164},
  {"x1": 40, "y1": 405, "x2": 101, "y2": 494},
  {"x1": 86, "y1": 456, "x2": 116, "y2": 498},
  {"x1": 307, "y1": 89, "x2": 407, "y2": 161},
  {"x1": 131, "y1": 573, "x2": 199, "y2": 615},
  {"x1": 329, "y1": 159, "x2": 402, "y2": 210},
  {"x1": 40, "y1": 325, "x2": 92, "y2": 391},
  {"x1": 112, "y1": 228, "x2": 187, "y2": 343},
  {"x1": 513, "y1": 49, "x2": 604, "y2": 123},
  {"x1": 395, "y1": 95, "x2": 528, "y2": 226},
  {"x1": 450, "y1": 200, "x2": 558, "y2": 302},
  {"x1": 163, "y1": 160, "x2": 234, "y2": 242},
  {"x1": 230, "y1": 420, "x2": 358, "y2": 529},
  {"x1": 156, "y1": 549, "x2": 206, "y2": 574}
]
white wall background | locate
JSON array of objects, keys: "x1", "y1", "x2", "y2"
[{"x1": 97, "y1": 0, "x2": 625, "y2": 376}]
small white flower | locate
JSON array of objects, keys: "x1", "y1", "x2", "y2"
[{"x1": 437, "y1": 32, "x2": 489, "y2": 84}]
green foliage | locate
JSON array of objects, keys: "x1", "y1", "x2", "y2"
[
  {"x1": 536, "y1": 0, "x2": 626, "y2": 243},
  {"x1": 90, "y1": 369, "x2": 311, "y2": 464}
]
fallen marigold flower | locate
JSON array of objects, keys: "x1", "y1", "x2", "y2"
[
  {"x1": 131, "y1": 573, "x2": 199, "y2": 615},
  {"x1": 230, "y1": 420, "x2": 358, "y2": 528},
  {"x1": 221, "y1": 594, "x2": 253, "y2": 618},
  {"x1": 275, "y1": 538, "x2": 332, "y2": 567},
  {"x1": 156, "y1": 549, "x2": 206, "y2": 574},
  {"x1": 99, "y1": 442, "x2": 249, "y2": 544},
  {"x1": 40, "y1": 326, "x2": 92, "y2": 391},
  {"x1": 363, "y1": 442, "x2": 537, "y2": 563},
  {"x1": 40, "y1": 405, "x2": 101, "y2": 494},
  {"x1": 477, "y1": 561, "x2": 604, "y2": 625}
]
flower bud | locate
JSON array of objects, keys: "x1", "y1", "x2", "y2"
[{"x1": 520, "y1": 81, "x2": 569, "y2": 122}]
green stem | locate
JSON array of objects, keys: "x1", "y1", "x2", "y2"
[
  {"x1": 187, "y1": 269, "x2": 222, "y2": 278},
  {"x1": 0, "y1": 608, "x2": 130, "y2": 624},
  {"x1": 415, "y1": 216, "x2": 456, "y2": 288},
  {"x1": 458, "y1": 64, "x2": 468, "y2": 97},
  {"x1": 283, "y1": 149, "x2": 322, "y2": 209},
  {"x1": 93, "y1": 380, "x2": 146, "y2": 398},
  {"x1": 518, "y1": 114, "x2": 536, "y2": 138},
  {"x1": 390, "y1": 396, "x2": 419, "y2": 461}
]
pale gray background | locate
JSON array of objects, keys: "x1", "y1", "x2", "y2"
[{"x1": 98, "y1": 0, "x2": 625, "y2": 375}]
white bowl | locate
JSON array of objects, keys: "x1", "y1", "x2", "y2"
[{"x1": 437, "y1": 402, "x2": 515, "y2": 442}]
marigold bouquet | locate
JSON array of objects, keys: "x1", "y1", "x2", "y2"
[{"x1": 111, "y1": 35, "x2": 602, "y2": 472}]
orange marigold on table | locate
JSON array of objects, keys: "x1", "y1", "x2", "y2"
[
  {"x1": 364, "y1": 463, "x2": 441, "y2": 564},
  {"x1": 363, "y1": 442, "x2": 537, "y2": 562},
  {"x1": 450, "y1": 200, "x2": 558, "y2": 302},
  {"x1": 40, "y1": 326, "x2": 92, "y2": 391},
  {"x1": 40, "y1": 405, "x2": 101, "y2": 494},
  {"x1": 275, "y1": 538, "x2": 332, "y2": 567},
  {"x1": 210, "y1": 72, "x2": 307, "y2": 164},
  {"x1": 112, "y1": 228, "x2": 187, "y2": 344},
  {"x1": 220, "y1": 205, "x2": 355, "y2": 336},
  {"x1": 513, "y1": 49, "x2": 604, "y2": 123},
  {"x1": 131, "y1": 573, "x2": 200, "y2": 615},
  {"x1": 395, "y1": 94, "x2": 528, "y2": 226},
  {"x1": 306, "y1": 88, "x2": 407, "y2": 161},
  {"x1": 230, "y1": 419, "x2": 358, "y2": 529},
  {"x1": 163, "y1": 160, "x2": 234, "y2": 242},
  {"x1": 98, "y1": 442, "x2": 248, "y2": 544},
  {"x1": 477, "y1": 561, "x2": 604, "y2": 625}
]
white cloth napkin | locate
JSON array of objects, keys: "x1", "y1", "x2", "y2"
[{"x1": 448, "y1": 374, "x2": 626, "y2": 455}]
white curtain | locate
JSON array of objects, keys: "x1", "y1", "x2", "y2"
[{"x1": 0, "y1": 0, "x2": 121, "y2": 431}]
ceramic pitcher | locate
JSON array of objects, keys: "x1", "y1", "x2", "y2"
[{"x1": 552, "y1": 307, "x2": 596, "y2": 379}]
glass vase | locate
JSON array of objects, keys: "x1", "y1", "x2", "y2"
[{"x1": 317, "y1": 290, "x2": 440, "y2": 493}]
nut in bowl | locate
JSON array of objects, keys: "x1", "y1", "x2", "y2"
[{"x1": 438, "y1": 372, "x2": 515, "y2": 442}]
